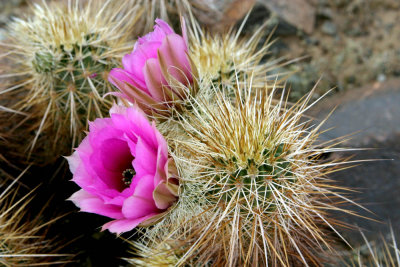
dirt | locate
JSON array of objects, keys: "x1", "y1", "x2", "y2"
[
  {"x1": 2, "y1": 0, "x2": 400, "y2": 101},
  {"x1": 276, "y1": 0, "x2": 400, "y2": 100}
]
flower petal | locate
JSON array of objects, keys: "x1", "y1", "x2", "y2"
[
  {"x1": 109, "y1": 68, "x2": 147, "y2": 94},
  {"x1": 100, "y1": 138, "x2": 132, "y2": 173},
  {"x1": 66, "y1": 151, "x2": 81, "y2": 173},
  {"x1": 122, "y1": 195, "x2": 158, "y2": 219},
  {"x1": 158, "y1": 34, "x2": 192, "y2": 85},
  {"x1": 153, "y1": 180, "x2": 177, "y2": 210},
  {"x1": 101, "y1": 213, "x2": 159, "y2": 235},
  {"x1": 69, "y1": 190, "x2": 123, "y2": 219},
  {"x1": 133, "y1": 138, "x2": 157, "y2": 176},
  {"x1": 143, "y1": 58, "x2": 168, "y2": 102},
  {"x1": 155, "y1": 19, "x2": 174, "y2": 35}
]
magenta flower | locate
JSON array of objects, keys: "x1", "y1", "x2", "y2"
[
  {"x1": 108, "y1": 18, "x2": 195, "y2": 115},
  {"x1": 67, "y1": 105, "x2": 179, "y2": 234}
]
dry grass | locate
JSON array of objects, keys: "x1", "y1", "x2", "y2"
[{"x1": 0, "y1": 167, "x2": 71, "y2": 266}]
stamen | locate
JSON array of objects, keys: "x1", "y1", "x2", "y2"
[{"x1": 122, "y1": 168, "x2": 136, "y2": 185}]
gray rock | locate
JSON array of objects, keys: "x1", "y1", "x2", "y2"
[
  {"x1": 309, "y1": 79, "x2": 400, "y2": 146},
  {"x1": 321, "y1": 21, "x2": 337, "y2": 36},
  {"x1": 257, "y1": 0, "x2": 316, "y2": 34},
  {"x1": 307, "y1": 79, "x2": 400, "y2": 244}
]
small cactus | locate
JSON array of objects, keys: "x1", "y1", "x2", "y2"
[
  {"x1": 188, "y1": 17, "x2": 284, "y2": 91},
  {"x1": 343, "y1": 228, "x2": 400, "y2": 267},
  {"x1": 0, "y1": 0, "x2": 142, "y2": 163}
]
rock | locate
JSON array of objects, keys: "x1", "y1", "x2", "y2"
[
  {"x1": 196, "y1": 0, "x2": 257, "y2": 32},
  {"x1": 304, "y1": 36, "x2": 319, "y2": 45},
  {"x1": 330, "y1": 135, "x2": 400, "y2": 245},
  {"x1": 258, "y1": 0, "x2": 316, "y2": 34},
  {"x1": 309, "y1": 79, "x2": 400, "y2": 146},
  {"x1": 377, "y1": 73, "x2": 386, "y2": 82},
  {"x1": 321, "y1": 21, "x2": 337, "y2": 35},
  {"x1": 308, "y1": 79, "x2": 400, "y2": 244},
  {"x1": 317, "y1": 7, "x2": 334, "y2": 19},
  {"x1": 242, "y1": 5, "x2": 298, "y2": 36},
  {"x1": 218, "y1": 0, "x2": 257, "y2": 30}
]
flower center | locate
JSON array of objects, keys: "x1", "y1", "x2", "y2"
[{"x1": 122, "y1": 168, "x2": 136, "y2": 186}]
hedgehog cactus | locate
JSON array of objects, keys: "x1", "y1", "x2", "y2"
[
  {"x1": 0, "y1": 0, "x2": 142, "y2": 163},
  {"x1": 188, "y1": 16, "x2": 285, "y2": 90},
  {"x1": 131, "y1": 76, "x2": 359, "y2": 266},
  {"x1": 125, "y1": 241, "x2": 183, "y2": 267}
]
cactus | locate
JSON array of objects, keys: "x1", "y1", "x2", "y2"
[
  {"x1": 342, "y1": 228, "x2": 400, "y2": 267},
  {"x1": 125, "y1": 241, "x2": 182, "y2": 267},
  {"x1": 188, "y1": 15, "x2": 287, "y2": 91},
  {"x1": 136, "y1": 76, "x2": 360, "y2": 266},
  {"x1": 0, "y1": 0, "x2": 142, "y2": 163}
]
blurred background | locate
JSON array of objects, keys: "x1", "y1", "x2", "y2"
[{"x1": 0, "y1": 0, "x2": 399, "y2": 265}]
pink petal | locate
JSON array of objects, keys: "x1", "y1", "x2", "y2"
[
  {"x1": 153, "y1": 145, "x2": 168, "y2": 187},
  {"x1": 133, "y1": 174, "x2": 156, "y2": 198},
  {"x1": 66, "y1": 151, "x2": 81, "y2": 174},
  {"x1": 100, "y1": 138, "x2": 133, "y2": 173},
  {"x1": 109, "y1": 69, "x2": 148, "y2": 96},
  {"x1": 133, "y1": 138, "x2": 157, "y2": 176},
  {"x1": 69, "y1": 190, "x2": 124, "y2": 219},
  {"x1": 111, "y1": 108, "x2": 157, "y2": 149},
  {"x1": 87, "y1": 126, "x2": 130, "y2": 192},
  {"x1": 143, "y1": 58, "x2": 167, "y2": 101},
  {"x1": 155, "y1": 19, "x2": 174, "y2": 35},
  {"x1": 73, "y1": 137, "x2": 116, "y2": 197},
  {"x1": 108, "y1": 68, "x2": 134, "y2": 87},
  {"x1": 122, "y1": 45, "x2": 160, "y2": 90},
  {"x1": 137, "y1": 19, "x2": 173, "y2": 46},
  {"x1": 153, "y1": 180, "x2": 177, "y2": 210},
  {"x1": 158, "y1": 34, "x2": 192, "y2": 85},
  {"x1": 101, "y1": 213, "x2": 159, "y2": 235},
  {"x1": 154, "y1": 126, "x2": 168, "y2": 159},
  {"x1": 88, "y1": 117, "x2": 114, "y2": 134},
  {"x1": 136, "y1": 41, "x2": 161, "y2": 59},
  {"x1": 104, "y1": 186, "x2": 134, "y2": 206},
  {"x1": 122, "y1": 195, "x2": 158, "y2": 219}
]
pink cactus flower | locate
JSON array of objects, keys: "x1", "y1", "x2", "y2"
[
  {"x1": 67, "y1": 105, "x2": 179, "y2": 234},
  {"x1": 108, "y1": 18, "x2": 195, "y2": 115}
]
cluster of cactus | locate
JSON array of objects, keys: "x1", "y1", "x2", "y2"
[
  {"x1": 0, "y1": 0, "x2": 395, "y2": 266},
  {"x1": 90, "y1": 9, "x2": 368, "y2": 266}
]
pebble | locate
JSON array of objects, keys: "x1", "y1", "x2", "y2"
[
  {"x1": 321, "y1": 21, "x2": 337, "y2": 36},
  {"x1": 377, "y1": 73, "x2": 387, "y2": 82}
]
